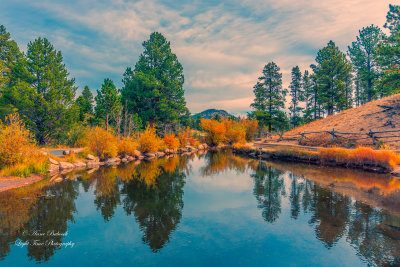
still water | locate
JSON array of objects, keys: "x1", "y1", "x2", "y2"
[{"x1": 0, "y1": 150, "x2": 399, "y2": 266}]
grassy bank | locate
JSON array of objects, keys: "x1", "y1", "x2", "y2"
[{"x1": 233, "y1": 144, "x2": 400, "y2": 173}]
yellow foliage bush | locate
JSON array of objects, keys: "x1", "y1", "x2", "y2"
[
  {"x1": 241, "y1": 119, "x2": 258, "y2": 142},
  {"x1": 200, "y1": 119, "x2": 227, "y2": 146},
  {"x1": 87, "y1": 127, "x2": 118, "y2": 159},
  {"x1": 117, "y1": 137, "x2": 138, "y2": 156},
  {"x1": 0, "y1": 113, "x2": 35, "y2": 166},
  {"x1": 178, "y1": 127, "x2": 191, "y2": 147},
  {"x1": 163, "y1": 134, "x2": 180, "y2": 149},
  {"x1": 225, "y1": 120, "x2": 246, "y2": 144},
  {"x1": 137, "y1": 126, "x2": 163, "y2": 152}
]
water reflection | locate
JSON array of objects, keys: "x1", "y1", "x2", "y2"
[{"x1": 0, "y1": 151, "x2": 399, "y2": 265}]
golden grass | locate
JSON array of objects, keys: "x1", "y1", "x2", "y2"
[{"x1": 319, "y1": 146, "x2": 400, "y2": 169}]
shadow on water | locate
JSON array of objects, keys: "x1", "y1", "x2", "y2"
[{"x1": 0, "y1": 150, "x2": 399, "y2": 265}]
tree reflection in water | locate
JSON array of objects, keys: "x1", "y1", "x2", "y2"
[{"x1": 0, "y1": 151, "x2": 399, "y2": 265}]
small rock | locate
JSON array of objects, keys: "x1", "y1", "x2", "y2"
[
  {"x1": 198, "y1": 144, "x2": 204, "y2": 150},
  {"x1": 156, "y1": 152, "x2": 165, "y2": 157},
  {"x1": 59, "y1": 161, "x2": 74, "y2": 170},
  {"x1": 48, "y1": 164, "x2": 60, "y2": 173},
  {"x1": 105, "y1": 157, "x2": 119, "y2": 164},
  {"x1": 391, "y1": 167, "x2": 400, "y2": 177},
  {"x1": 127, "y1": 156, "x2": 135, "y2": 161},
  {"x1": 144, "y1": 153, "x2": 156, "y2": 159},
  {"x1": 122, "y1": 158, "x2": 128, "y2": 163},
  {"x1": 54, "y1": 178, "x2": 63, "y2": 183},
  {"x1": 86, "y1": 154, "x2": 98, "y2": 161},
  {"x1": 48, "y1": 158, "x2": 59, "y2": 165},
  {"x1": 133, "y1": 150, "x2": 142, "y2": 157},
  {"x1": 73, "y1": 161, "x2": 86, "y2": 168}
]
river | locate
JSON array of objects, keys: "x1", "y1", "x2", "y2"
[{"x1": 0, "y1": 150, "x2": 399, "y2": 266}]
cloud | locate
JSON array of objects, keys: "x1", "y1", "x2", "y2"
[{"x1": 1, "y1": 0, "x2": 394, "y2": 113}]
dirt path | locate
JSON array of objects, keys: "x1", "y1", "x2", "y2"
[{"x1": 0, "y1": 176, "x2": 43, "y2": 193}]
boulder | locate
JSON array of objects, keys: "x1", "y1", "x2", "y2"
[
  {"x1": 48, "y1": 158, "x2": 59, "y2": 165},
  {"x1": 48, "y1": 164, "x2": 60, "y2": 173},
  {"x1": 73, "y1": 161, "x2": 86, "y2": 168},
  {"x1": 86, "y1": 154, "x2": 98, "y2": 161},
  {"x1": 156, "y1": 152, "x2": 165, "y2": 157},
  {"x1": 105, "y1": 157, "x2": 119, "y2": 165},
  {"x1": 137, "y1": 156, "x2": 145, "y2": 160},
  {"x1": 133, "y1": 150, "x2": 142, "y2": 157},
  {"x1": 127, "y1": 156, "x2": 135, "y2": 161},
  {"x1": 59, "y1": 161, "x2": 74, "y2": 170},
  {"x1": 122, "y1": 158, "x2": 128, "y2": 163},
  {"x1": 86, "y1": 161, "x2": 100, "y2": 168},
  {"x1": 144, "y1": 153, "x2": 156, "y2": 159},
  {"x1": 391, "y1": 167, "x2": 400, "y2": 177},
  {"x1": 198, "y1": 144, "x2": 204, "y2": 150}
]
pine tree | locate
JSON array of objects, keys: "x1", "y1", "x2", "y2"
[
  {"x1": 0, "y1": 25, "x2": 30, "y2": 87},
  {"x1": 132, "y1": 32, "x2": 189, "y2": 126},
  {"x1": 76, "y1": 85, "x2": 94, "y2": 122},
  {"x1": 250, "y1": 62, "x2": 288, "y2": 132},
  {"x1": 348, "y1": 25, "x2": 383, "y2": 102},
  {"x1": 312, "y1": 41, "x2": 352, "y2": 116},
  {"x1": 95, "y1": 78, "x2": 121, "y2": 131},
  {"x1": 289, "y1": 66, "x2": 303, "y2": 127},
  {"x1": 302, "y1": 70, "x2": 314, "y2": 122},
  {"x1": 376, "y1": 4, "x2": 400, "y2": 95},
  {"x1": 3, "y1": 37, "x2": 78, "y2": 144}
]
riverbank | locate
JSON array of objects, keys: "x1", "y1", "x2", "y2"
[{"x1": 233, "y1": 143, "x2": 400, "y2": 175}]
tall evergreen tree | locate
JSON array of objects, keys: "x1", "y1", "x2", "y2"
[
  {"x1": 312, "y1": 41, "x2": 352, "y2": 116},
  {"x1": 250, "y1": 62, "x2": 288, "y2": 132},
  {"x1": 3, "y1": 37, "x2": 78, "y2": 144},
  {"x1": 130, "y1": 32, "x2": 189, "y2": 127},
  {"x1": 95, "y1": 78, "x2": 121, "y2": 130},
  {"x1": 121, "y1": 71, "x2": 162, "y2": 127},
  {"x1": 0, "y1": 25, "x2": 30, "y2": 87},
  {"x1": 348, "y1": 25, "x2": 383, "y2": 102},
  {"x1": 76, "y1": 85, "x2": 94, "y2": 122},
  {"x1": 376, "y1": 4, "x2": 400, "y2": 95},
  {"x1": 302, "y1": 70, "x2": 314, "y2": 122},
  {"x1": 288, "y1": 66, "x2": 303, "y2": 127}
]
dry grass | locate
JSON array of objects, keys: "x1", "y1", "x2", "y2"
[
  {"x1": 319, "y1": 146, "x2": 400, "y2": 170},
  {"x1": 277, "y1": 94, "x2": 400, "y2": 148}
]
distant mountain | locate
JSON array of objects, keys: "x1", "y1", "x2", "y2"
[{"x1": 192, "y1": 109, "x2": 231, "y2": 119}]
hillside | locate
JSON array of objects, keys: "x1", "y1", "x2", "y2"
[
  {"x1": 192, "y1": 109, "x2": 230, "y2": 119},
  {"x1": 272, "y1": 94, "x2": 400, "y2": 148}
]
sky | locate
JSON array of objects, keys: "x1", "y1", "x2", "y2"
[{"x1": 1, "y1": 0, "x2": 395, "y2": 115}]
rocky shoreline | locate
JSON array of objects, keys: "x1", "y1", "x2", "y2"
[{"x1": 47, "y1": 144, "x2": 209, "y2": 176}]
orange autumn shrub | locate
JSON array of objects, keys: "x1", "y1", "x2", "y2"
[
  {"x1": 87, "y1": 127, "x2": 118, "y2": 159},
  {"x1": 225, "y1": 120, "x2": 246, "y2": 144},
  {"x1": 178, "y1": 127, "x2": 191, "y2": 147},
  {"x1": 319, "y1": 146, "x2": 400, "y2": 170},
  {"x1": 163, "y1": 134, "x2": 180, "y2": 149},
  {"x1": 137, "y1": 125, "x2": 163, "y2": 152},
  {"x1": 117, "y1": 137, "x2": 138, "y2": 156},
  {"x1": 241, "y1": 119, "x2": 258, "y2": 141},
  {"x1": 200, "y1": 119, "x2": 227, "y2": 146},
  {"x1": 0, "y1": 113, "x2": 35, "y2": 166}
]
